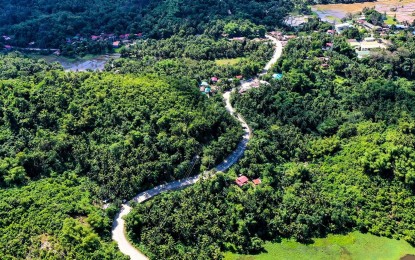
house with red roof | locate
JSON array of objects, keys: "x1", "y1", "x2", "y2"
[
  {"x1": 211, "y1": 77, "x2": 218, "y2": 82},
  {"x1": 236, "y1": 176, "x2": 249, "y2": 187},
  {"x1": 112, "y1": 41, "x2": 121, "y2": 48},
  {"x1": 252, "y1": 178, "x2": 261, "y2": 185}
]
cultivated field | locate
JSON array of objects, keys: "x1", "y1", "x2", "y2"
[{"x1": 313, "y1": 0, "x2": 415, "y2": 23}]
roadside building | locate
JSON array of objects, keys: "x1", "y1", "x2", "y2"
[
  {"x1": 360, "y1": 41, "x2": 386, "y2": 51},
  {"x1": 200, "y1": 81, "x2": 209, "y2": 87},
  {"x1": 112, "y1": 41, "x2": 121, "y2": 48},
  {"x1": 272, "y1": 73, "x2": 283, "y2": 80},
  {"x1": 283, "y1": 35, "x2": 297, "y2": 41},
  {"x1": 323, "y1": 42, "x2": 333, "y2": 51},
  {"x1": 231, "y1": 37, "x2": 246, "y2": 42},
  {"x1": 335, "y1": 23, "x2": 351, "y2": 34},
  {"x1": 252, "y1": 178, "x2": 262, "y2": 185},
  {"x1": 269, "y1": 31, "x2": 283, "y2": 40},
  {"x1": 347, "y1": 39, "x2": 361, "y2": 49},
  {"x1": 356, "y1": 50, "x2": 371, "y2": 59},
  {"x1": 395, "y1": 24, "x2": 408, "y2": 30},
  {"x1": 236, "y1": 176, "x2": 249, "y2": 187}
]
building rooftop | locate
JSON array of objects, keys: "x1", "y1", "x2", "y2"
[
  {"x1": 253, "y1": 178, "x2": 261, "y2": 185},
  {"x1": 236, "y1": 176, "x2": 249, "y2": 187}
]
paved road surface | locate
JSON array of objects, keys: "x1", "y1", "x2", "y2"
[
  {"x1": 111, "y1": 35, "x2": 282, "y2": 260},
  {"x1": 260, "y1": 35, "x2": 283, "y2": 76},
  {"x1": 112, "y1": 91, "x2": 252, "y2": 260}
]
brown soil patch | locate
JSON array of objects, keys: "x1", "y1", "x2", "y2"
[{"x1": 401, "y1": 255, "x2": 415, "y2": 260}]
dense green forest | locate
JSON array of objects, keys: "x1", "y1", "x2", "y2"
[
  {"x1": 0, "y1": 49, "x2": 243, "y2": 257},
  {"x1": 0, "y1": 0, "x2": 289, "y2": 48},
  {"x1": 120, "y1": 34, "x2": 269, "y2": 60},
  {"x1": 1, "y1": 0, "x2": 374, "y2": 50},
  {"x1": 0, "y1": 177, "x2": 127, "y2": 259},
  {"x1": 1, "y1": 0, "x2": 414, "y2": 259},
  {"x1": 107, "y1": 34, "x2": 273, "y2": 79},
  {"x1": 0, "y1": 53, "x2": 241, "y2": 198},
  {"x1": 125, "y1": 30, "x2": 415, "y2": 259}
]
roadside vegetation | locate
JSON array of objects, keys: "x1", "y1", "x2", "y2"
[
  {"x1": 0, "y1": 50, "x2": 243, "y2": 257},
  {"x1": 1, "y1": 0, "x2": 374, "y2": 52},
  {"x1": 2, "y1": 0, "x2": 415, "y2": 259},
  {"x1": 108, "y1": 34, "x2": 273, "y2": 79},
  {"x1": 125, "y1": 27, "x2": 415, "y2": 259}
]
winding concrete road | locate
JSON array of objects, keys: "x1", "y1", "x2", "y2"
[
  {"x1": 111, "y1": 35, "x2": 282, "y2": 260},
  {"x1": 260, "y1": 35, "x2": 283, "y2": 76}
]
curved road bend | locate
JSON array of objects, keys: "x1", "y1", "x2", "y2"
[
  {"x1": 260, "y1": 35, "x2": 283, "y2": 76},
  {"x1": 112, "y1": 35, "x2": 282, "y2": 260}
]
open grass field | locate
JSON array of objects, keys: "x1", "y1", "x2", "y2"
[
  {"x1": 224, "y1": 232, "x2": 415, "y2": 260},
  {"x1": 215, "y1": 57, "x2": 243, "y2": 66},
  {"x1": 312, "y1": 0, "x2": 415, "y2": 23},
  {"x1": 384, "y1": 16, "x2": 398, "y2": 26}
]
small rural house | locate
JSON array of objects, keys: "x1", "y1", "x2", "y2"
[
  {"x1": 236, "y1": 176, "x2": 249, "y2": 187},
  {"x1": 252, "y1": 178, "x2": 261, "y2": 185},
  {"x1": 335, "y1": 23, "x2": 351, "y2": 34},
  {"x1": 112, "y1": 41, "x2": 121, "y2": 48}
]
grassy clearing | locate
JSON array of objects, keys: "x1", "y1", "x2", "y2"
[
  {"x1": 224, "y1": 232, "x2": 415, "y2": 260},
  {"x1": 325, "y1": 15, "x2": 342, "y2": 23},
  {"x1": 385, "y1": 16, "x2": 398, "y2": 26},
  {"x1": 215, "y1": 57, "x2": 242, "y2": 66}
]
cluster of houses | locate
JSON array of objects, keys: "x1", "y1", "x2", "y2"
[
  {"x1": 324, "y1": 36, "x2": 389, "y2": 58},
  {"x1": 328, "y1": 15, "x2": 409, "y2": 58},
  {"x1": 333, "y1": 15, "x2": 408, "y2": 36},
  {"x1": 199, "y1": 75, "x2": 245, "y2": 95},
  {"x1": 1, "y1": 32, "x2": 144, "y2": 52},
  {"x1": 69, "y1": 32, "x2": 143, "y2": 48},
  {"x1": 269, "y1": 31, "x2": 297, "y2": 47},
  {"x1": 2, "y1": 35, "x2": 12, "y2": 51},
  {"x1": 235, "y1": 175, "x2": 261, "y2": 187},
  {"x1": 239, "y1": 78, "x2": 261, "y2": 94},
  {"x1": 347, "y1": 37, "x2": 390, "y2": 58},
  {"x1": 199, "y1": 77, "x2": 219, "y2": 95}
]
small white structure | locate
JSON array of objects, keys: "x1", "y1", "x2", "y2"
[
  {"x1": 360, "y1": 41, "x2": 386, "y2": 51},
  {"x1": 364, "y1": 37, "x2": 376, "y2": 42},
  {"x1": 335, "y1": 23, "x2": 352, "y2": 34}
]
